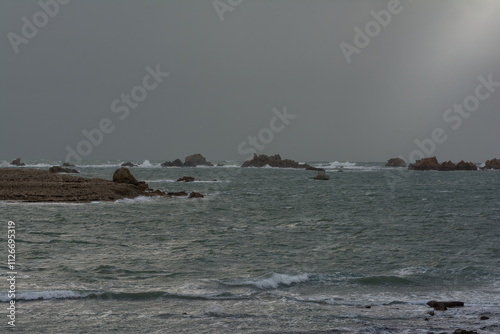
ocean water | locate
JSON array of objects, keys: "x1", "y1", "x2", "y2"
[{"x1": 1, "y1": 160, "x2": 499, "y2": 333}]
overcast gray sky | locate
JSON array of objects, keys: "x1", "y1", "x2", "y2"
[{"x1": 1, "y1": 0, "x2": 499, "y2": 163}]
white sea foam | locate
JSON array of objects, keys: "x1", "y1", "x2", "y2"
[
  {"x1": 114, "y1": 196, "x2": 156, "y2": 203},
  {"x1": 243, "y1": 273, "x2": 310, "y2": 289},
  {"x1": 0, "y1": 290, "x2": 91, "y2": 302}
]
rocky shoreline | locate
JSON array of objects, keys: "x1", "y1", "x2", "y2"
[{"x1": 0, "y1": 168, "x2": 203, "y2": 203}]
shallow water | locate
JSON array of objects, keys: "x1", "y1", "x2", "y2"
[{"x1": 1, "y1": 161, "x2": 499, "y2": 333}]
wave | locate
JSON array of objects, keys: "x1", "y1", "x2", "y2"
[
  {"x1": 114, "y1": 196, "x2": 158, "y2": 203},
  {"x1": 223, "y1": 273, "x2": 310, "y2": 289}
]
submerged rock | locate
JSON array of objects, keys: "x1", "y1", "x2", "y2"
[
  {"x1": 427, "y1": 300, "x2": 464, "y2": 311},
  {"x1": 167, "y1": 191, "x2": 188, "y2": 197},
  {"x1": 10, "y1": 158, "x2": 26, "y2": 166},
  {"x1": 177, "y1": 176, "x2": 195, "y2": 182},
  {"x1": 49, "y1": 166, "x2": 79, "y2": 173},
  {"x1": 161, "y1": 159, "x2": 184, "y2": 167},
  {"x1": 112, "y1": 168, "x2": 139, "y2": 185},
  {"x1": 453, "y1": 329, "x2": 478, "y2": 334},
  {"x1": 121, "y1": 162, "x2": 138, "y2": 167},
  {"x1": 188, "y1": 192, "x2": 204, "y2": 198},
  {"x1": 385, "y1": 158, "x2": 406, "y2": 167}
]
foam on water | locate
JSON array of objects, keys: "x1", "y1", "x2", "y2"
[
  {"x1": 114, "y1": 196, "x2": 157, "y2": 203},
  {"x1": 0, "y1": 290, "x2": 92, "y2": 302},
  {"x1": 239, "y1": 273, "x2": 310, "y2": 289}
]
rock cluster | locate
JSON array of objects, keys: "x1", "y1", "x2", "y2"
[
  {"x1": 10, "y1": 158, "x2": 26, "y2": 166},
  {"x1": 161, "y1": 154, "x2": 213, "y2": 167},
  {"x1": 408, "y1": 157, "x2": 477, "y2": 171},
  {"x1": 242, "y1": 154, "x2": 310, "y2": 168},
  {"x1": 385, "y1": 158, "x2": 406, "y2": 167},
  {"x1": 484, "y1": 158, "x2": 500, "y2": 170},
  {"x1": 177, "y1": 176, "x2": 195, "y2": 182}
]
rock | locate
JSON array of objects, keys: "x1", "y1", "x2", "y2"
[
  {"x1": 49, "y1": 166, "x2": 79, "y2": 173},
  {"x1": 453, "y1": 330, "x2": 478, "y2": 334},
  {"x1": 167, "y1": 191, "x2": 188, "y2": 197},
  {"x1": 184, "y1": 154, "x2": 213, "y2": 167},
  {"x1": 217, "y1": 164, "x2": 224, "y2": 167},
  {"x1": 112, "y1": 168, "x2": 139, "y2": 185},
  {"x1": 62, "y1": 162, "x2": 75, "y2": 167},
  {"x1": 385, "y1": 158, "x2": 406, "y2": 167},
  {"x1": 480, "y1": 316, "x2": 489, "y2": 320},
  {"x1": 314, "y1": 170, "x2": 330, "y2": 180},
  {"x1": 439, "y1": 161, "x2": 457, "y2": 171},
  {"x1": 10, "y1": 158, "x2": 26, "y2": 166},
  {"x1": 306, "y1": 166, "x2": 325, "y2": 171},
  {"x1": 177, "y1": 176, "x2": 195, "y2": 182},
  {"x1": 161, "y1": 159, "x2": 184, "y2": 167},
  {"x1": 484, "y1": 158, "x2": 500, "y2": 170},
  {"x1": 242, "y1": 153, "x2": 309, "y2": 168},
  {"x1": 136, "y1": 181, "x2": 149, "y2": 190},
  {"x1": 188, "y1": 192, "x2": 204, "y2": 198},
  {"x1": 456, "y1": 161, "x2": 477, "y2": 171},
  {"x1": 408, "y1": 157, "x2": 440, "y2": 170},
  {"x1": 121, "y1": 162, "x2": 138, "y2": 167},
  {"x1": 427, "y1": 300, "x2": 464, "y2": 311},
  {"x1": 428, "y1": 311, "x2": 435, "y2": 316}
]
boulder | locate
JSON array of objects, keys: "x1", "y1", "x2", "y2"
[
  {"x1": 188, "y1": 192, "x2": 204, "y2": 198},
  {"x1": 427, "y1": 300, "x2": 464, "y2": 311},
  {"x1": 439, "y1": 161, "x2": 457, "y2": 171},
  {"x1": 184, "y1": 154, "x2": 213, "y2": 167},
  {"x1": 456, "y1": 161, "x2": 477, "y2": 171},
  {"x1": 242, "y1": 153, "x2": 309, "y2": 168},
  {"x1": 121, "y1": 162, "x2": 138, "y2": 167},
  {"x1": 408, "y1": 157, "x2": 440, "y2": 170},
  {"x1": 484, "y1": 158, "x2": 500, "y2": 170},
  {"x1": 49, "y1": 166, "x2": 79, "y2": 173},
  {"x1": 177, "y1": 176, "x2": 195, "y2": 182},
  {"x1": 112, "y1": 168, "x2": 139, "y2": 185},
  {"x1": 62, "y1": 162, "x2": 75, "y2": 167},
  {"x1": 10, "y1": 158, "x2": 26, "y2": 166},
  {"x1": 161, "y1": 159, "x2": 184, "y2": 167},
  {"x1": 385, "y1": 158, "x2": 406, "y2": 167}
]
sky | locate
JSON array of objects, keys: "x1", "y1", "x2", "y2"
[{"x1": 1, "y1": 0, "x2": 499, "y2": 163}]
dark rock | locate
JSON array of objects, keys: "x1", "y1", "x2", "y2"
[
  {"x1": 480, "y1": 316, "x2": 489, "y2": 320},
  {"x1": 242, "y1": 153, "x2": 309, "y2": 168},
  {"x1": 167, "y1": 191, "x2": 188, "y2": 197},
  {"x1": 456, "y1": 161, "x2": 477, "y2": 171},
  {"x1": 177, "y1": 176, "x2": 195, "y2": 182},
  {"x1": 364, "y1": 305, "x2": 371, "y2": 309},
  {"x1": 49, "y1": 166, "x2": 79, "y2": 173},
  {"x1": 112, "y1": 168, "x2": 139, "y2": 185},
  {"x1": 62, "y1": 162, "x2": 75, "y2": 167},
  {"x1": 10, "y1": 158, "x2": 26, "y2": 166},
  {"x1": 453, "y1": 329, "x2": 478, "y2": 334},
  {"x1": 184, "y1": 154, "x2": 213, "y2": 167},
  {"x1": 484, "y1": 158, "x2": 500, "y2": 170},
  {"x1": 188, "y1": 192, "x2": 204, "y2": 198},
  {"x1": 385, "y1": 158, "x2": 406, "y2": 167},
  {"x1": 217, "y1": 164, "x2": 224, "y2": 167},
  {"x1": 314, "y1": 170, "x2": 330, "y2": 180},
  {"x1": 408, "y1": 157, "x2": 440, "y2": 170},
  {"x1": 121, "y1": 162, "x2": 138, "y2": 167},
  {"x1": 306, "y1": 166, "x2": 325, "y2": 171},
  {"x1": 427, "y1": 300, "x2": 464, "y2": 311},
  {"x1": 161, "y1": 159, "x2": 184, "y2": 167},
  {"x1": 428, "y1": 311, "x2": 435, "y2": 316},
  {"x1": 439, "y1": 161, "x2": 457, "y2": 171},
  {"x1": 136, "y1": 181, "x2": 149, "y2": 190}
]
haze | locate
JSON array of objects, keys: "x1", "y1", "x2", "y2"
[{"x1": 1, "y1": 0, "x2": 499, "y2": 163}]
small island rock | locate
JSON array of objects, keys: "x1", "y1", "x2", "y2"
[
  {"x1": 121, "y1": 162, "x2": 138, "y2": 167},
  {"x1": 10, "y1": 158, "x2": 26, "y2": 166},
  {"x1": 184, "y1": 154, "x2": 213, "y2": 167},
  {"x1": 385, "y1": 158, "x2": 406, "y2": 167}
]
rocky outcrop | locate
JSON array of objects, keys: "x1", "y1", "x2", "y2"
[
  {"x1": 306, "y1": 166, "x2": 325, "y2": 171},
  {"x1": 408, "y1": 157, "x2": 440, "y2": 170},
  {"x1": 427, "y1": 300, "x2": 464, "y2": 311},
  {"x1": 242, "y1": 154, "x2": 310, "y2": 169},
  {"x1": 112, "y1": 168, "x2": 139, "y2": 185},
  {"x1": 439, "y1": 161, "x2": 457, "y2": 171},
  {"x1": 161, "y1": 159, "x2": 184, "y2": 167},
  {"x1": 456, "y1": 160, "x2": 477, "y2": 170},
  {"x1": 188, "y1": 192, "x2": 204, "y2": 198},
  {"x1": 10, "y1": 158, "x2": 26, "y2": 166},
  {"x1": 184, "y1": 154, "x2": 213, "y2": 167},
  {"x1": 121, "y1": 162, "x2": 138, "y2": 167},
  {"x1": 0, "y1": 168, "x2": 167, "y2": 203},
  {"x1": 49, "y1": 166, "x2": 79, "y2": 173},
  {"x1": 62, "y1": 162, "x2": 75, "y2": 167},
  {"x1": 385, "y1": 158, "x2": 406, "y2": 167},
  {"x1": 484, "y1": 158, "x2": 500, "y2": 170},
  {"x1": 177, "y1": 176, "x2": 195, "y2": 182}
]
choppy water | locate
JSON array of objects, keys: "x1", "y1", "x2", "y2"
[{"x1": 1, "y1": 160, "x2": 499, "y2": 333}]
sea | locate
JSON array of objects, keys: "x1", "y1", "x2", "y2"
[{"x1": 1, "y1": 160, "x2": 499, "y2": 333}]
